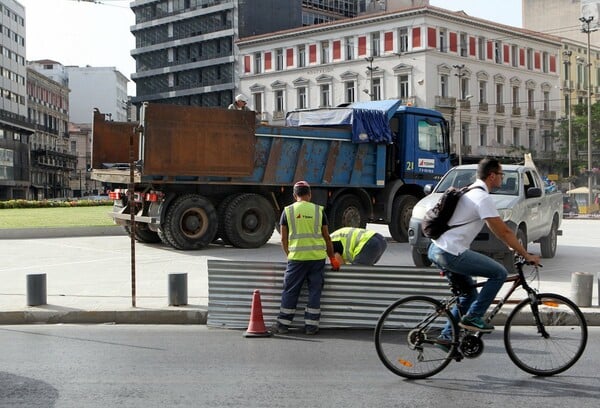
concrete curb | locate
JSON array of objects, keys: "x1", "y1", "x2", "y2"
[
  {"x1": 0, "y1": 309, "x2": 208, "y2": 325},
  {"x1": 0, "y1": 226, "x2": 127, "y2": 240}
]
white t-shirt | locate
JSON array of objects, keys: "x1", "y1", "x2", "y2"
[{"x1": 432, "y1": 179, "x2": 499, "y2": 255}]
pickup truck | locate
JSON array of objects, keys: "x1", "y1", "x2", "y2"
[{"x1": 407, "y1": 163, "x2": 563, "y2": 271}]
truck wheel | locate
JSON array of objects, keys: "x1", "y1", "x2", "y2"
[
  {"x1": 164, "y1": 194, "x2": 217, "y2": 250},
  {"x1": 328, "y1": 194, "x2": 367, "y2": 231},
  {"x1": 411, "y1": 246, "x2": 432, "y2": 267},
  {"x1": 389, "y1": 195, "x2": 418, "y2": 242},
  {"x1": 540, "y1": 217, "x2": 558, "y2": 258},
  {"x1": 157, "y1": 227, "x2": 173, "y2": 247},
  {"x1": 133, "y1": 223, "x2": 161, "y2": 244},
  {"x1": 216, "y1": 194, "x2": 241, "y2": 245},
  {"x1": 224, "y1": 193, "x2": 276, "y2": 248},
  {"x1": 517, "y1": 227, "x2": 527, "y2": 251}
]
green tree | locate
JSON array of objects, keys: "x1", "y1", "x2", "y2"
[{"x1": 555, "y1": 101, "x2": 600, "y2": 185}]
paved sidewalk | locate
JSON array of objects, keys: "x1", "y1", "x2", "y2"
[{"x1": 0, "y1": 221, "x2": 598, "y2": 325}]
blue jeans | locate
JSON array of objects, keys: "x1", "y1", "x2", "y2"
[{"x1": 428, "y1": 243, "x2": 507, "y2": 335}]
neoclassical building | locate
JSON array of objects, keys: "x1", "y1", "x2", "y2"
[{"x1": 237, "y1": 5, "x2": 563, "y2": 170}]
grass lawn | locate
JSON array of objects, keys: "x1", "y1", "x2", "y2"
[{"x1": 0, "y1": 205, "x2": 116, "y2": 229}]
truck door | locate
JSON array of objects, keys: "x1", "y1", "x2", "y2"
[
  {"x1": 400, "y1": 114, "x2": 451, "y2": 187},
  {"x1": 523, "y1": 169, "x2": 544, "y2": 238}
]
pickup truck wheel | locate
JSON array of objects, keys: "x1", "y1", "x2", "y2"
[
  {"x1": 224, "y1": 193, "x2": 276, "y2": 248},
  {"x1": 133, "y1": 223, "x2": 162, "y2": 244},
  {"x1": 411, "y1": 246, "x2": 432, "y2": 267},
  {"x1": 540, "y1": 218, "x2": 558, "y2": 258},
  {"x1": 328, "y1": 194, "x2": 367, "y2": 231},
  {"x1": 164, "y1": 194, "x2": 217, "y2": 250},
  {"x1": 517, "y1": 228, "x2": 527, "y2": 251},
  {"x1": 389, "y1": 195, "x2": 418, "y2": 242}
]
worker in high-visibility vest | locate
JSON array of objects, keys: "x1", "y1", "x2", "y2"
[
  {"x1": 330, "y1": 227, "x2": 387, "y2": 266},
  {"x1": 270, "y1": 181, "x2": 339, "y2": 336}
]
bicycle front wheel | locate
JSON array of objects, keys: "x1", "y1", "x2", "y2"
[
  {"x1": 504, "y1": 293, "x2": 588, "y2": 376},
  {"x1": 374, "y1": 295, "x2": 458, "y2": 379}
]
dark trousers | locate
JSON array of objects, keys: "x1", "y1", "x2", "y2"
[
  {"x1": 353, "y1": 233, "x2": 388, "y2": 265},
  {"x1": 276, "y1": 259, "x2": 325, "y2": 329}
]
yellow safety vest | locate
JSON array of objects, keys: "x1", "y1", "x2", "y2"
[
  {"x1": 330, "y1": 227, "x2": 375, "y2": 263},
  {"x1": 285, "y1": 201, "x2": 326, "y2": 261}
]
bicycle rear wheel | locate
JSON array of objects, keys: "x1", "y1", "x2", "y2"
[
  {"x1": 504, "y1": 293, "x2": 587, "y2": 376},
  {"x1": 374, "y1": 295, "x2": 458, "y2": 379}
]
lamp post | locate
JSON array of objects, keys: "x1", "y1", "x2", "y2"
[
  {"x1": 365, "y1": 56, "x2": 378, "y2": 100},
  {"x1": 453, "y1": 64, "x2": 468, "y2": 165},
  {"x1": 563, "y1": 50, "x2": 573, "y2": 186},
  {"x1": 580, "y1": 15, "x2": 597, "y2": 211}
]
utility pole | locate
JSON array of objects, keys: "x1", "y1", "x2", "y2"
[
  {"x1": 453, "y1": 64, "x2": 467, "y2": 165},
  {"x1": 580, "y1": 15, "x2": 597, "y2": 212}
]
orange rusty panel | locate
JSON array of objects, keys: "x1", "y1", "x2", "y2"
[
  {"x1": 143, "y1": 104, "x2": 256, "y2": 177},
  {"x1": 92, "y1": 111, "x2": 139, "y2": 169}
]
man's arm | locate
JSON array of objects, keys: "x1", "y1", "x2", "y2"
[
  {"x1": 321, "y1": 225, "x2": 334, "y2": 259},
  {"x1": 280, "y1": 225, "x2": 289, "y2": 256},
  {"x1": 485, "y1": 217, "x2": 540, "y2": 265}
]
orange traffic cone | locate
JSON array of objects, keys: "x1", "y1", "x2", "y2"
[{"x1": 243, "y1": 289, "x2": 271, "y2": 338}]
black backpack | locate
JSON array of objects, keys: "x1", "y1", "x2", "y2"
[{"x1": 421, "y1": 186, "x2": 484, "y2": 239}]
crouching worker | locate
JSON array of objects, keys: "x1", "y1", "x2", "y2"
[
  {"x1": 270, "y1": 181, "x2": 338, "y2": 336},
  {"x1": 330, "y1": 227, "x2": 387, "y2": 266}
]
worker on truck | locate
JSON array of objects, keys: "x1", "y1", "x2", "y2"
[
  {"x1": 330, "y1": 227, "x2": 388, "y2": 266},
  {"x1": 228, "y1": 94, "x2": 250, "y2": 111}
]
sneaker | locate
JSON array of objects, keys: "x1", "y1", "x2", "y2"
[
  {"x1": 459, "y1": 315, "x2": 494, "y2": 333},
  {"x1": 269, "y1": 323, "x2": 289, "y2": 335},
  {"x1": 434, "y1": 335, "x2": 452, "y2": 353},
  {"x1": 305, "y1": 326, "x2": 319, "y2": 335}
]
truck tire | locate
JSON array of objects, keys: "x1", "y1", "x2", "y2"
[
  {"x1": 540, "y1": 217, "x2": 558, "y2": 258},
  {"x1": 157, "y1": 226, "x2": 173, "y2": 247},
  {"x1": 411, "y1": 246, "x2": 432, "y2": 267},
  {"x1": 224, "y1": 193, "x2": 276, "y2": 248},
  {"x1": 163, "y1": 194, "x2": 217, "y2": 250},
  {"x1": 328, "y1": 194, "x2": 367, "y2": 231},
  {"x1": 216, "y1": 194, "x2": 241, "y2": 246},
  {"x1": 133, "y1": 223, "x2": 161, "y2": 243},
  {"x1": 389, "y1": 195, "x2": 418, "y2": 242}
]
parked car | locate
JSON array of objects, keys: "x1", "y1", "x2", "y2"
[{"x1": 563, "y1": 195, "x2": 579, "y2": 216}]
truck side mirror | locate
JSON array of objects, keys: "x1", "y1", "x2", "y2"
[{"x1": 525, "y1": 187, "x2": 542, "y2": 198}]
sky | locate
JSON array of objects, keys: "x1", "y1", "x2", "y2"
[{"x1": 19, "y1": 0, "x2": 523, "y2": 96}]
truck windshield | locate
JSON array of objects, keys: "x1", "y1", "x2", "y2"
[
  {"x1": 434, "y1": 169, "x2": 519, "y2": 196},
  {"x1": 417, "y1": 119, "x2": 445, "y2": 153}
]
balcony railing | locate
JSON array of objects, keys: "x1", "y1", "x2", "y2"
[
  {"x1": 511, "y1": 106, "x2": 521, "y2": 116},
  {"x1": 496, "y1": 104, "x2": 505, "y2": 114},
  {"x1": 538, "y1": 110, "x2": 556, "y2": 121},
  {"x1": 435, "y1": 96, "x2": 456, "y2": 108},
  {"x1": 527, "y1": 108, "x2": 536, "y2": 118},
  {"x1": 478, "y1": 102, "x2": 488, "y2": 113},
  {"x1": 272, "y1": 111, "x2": 285, "y2": 121}
]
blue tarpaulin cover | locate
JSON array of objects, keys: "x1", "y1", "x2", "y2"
[{"x1": 285, "y1": 100, "x2": 401, "y2": 144}]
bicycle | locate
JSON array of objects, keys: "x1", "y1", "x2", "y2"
[{"x1": 374, "y1": 256, "x2": 588, "y2": 379}]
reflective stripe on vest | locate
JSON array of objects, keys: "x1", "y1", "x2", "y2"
[
  {"x1": 331, "y1": 227, "x2": 374, "y2": 263},
  {"x1": 285, "y1": 201, "x2": 326, "y2": 260}
]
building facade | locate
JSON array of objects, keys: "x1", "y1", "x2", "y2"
[
  {"x1": 129, "y1": 0, "x2": 424, "y2": 107},
  {"x1": 26, "y1": 66, "x2": 75, "y2": 199},
  {"x1": 0, "y1": 0, "x2": 34, "y2": 200},
  {"x1": 237, "y1": 6, "x2": 562, "y2": 169}
]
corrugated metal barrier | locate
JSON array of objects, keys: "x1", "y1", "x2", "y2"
[{"x1": 207, "y1": 260, "x2": 450, "y2": 329}]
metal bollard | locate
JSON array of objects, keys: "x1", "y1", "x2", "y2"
[
  {"x1": 26, "y1": 274, "x2": 47, "y2": 306},
  {"x1": 570, "y1": 272, "x2": 593, "y2": 307},
  {"x1": 168, "y1": 273, "x2": 188, "y2": 306}
]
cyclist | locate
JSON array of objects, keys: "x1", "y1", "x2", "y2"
[{"x1": 428, "y1": 157, "x2": 540, "y2": 339}]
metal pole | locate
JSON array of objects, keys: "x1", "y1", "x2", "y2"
[
  {"x1": 453, "y1": 64, "x2": 465, "y2": 165},
  {"x1": 563, "y1": 50, "x2": 573, "y2": 186},
  {"x1": 580, "y1": 16, "x2": 596, "y2": 211}
]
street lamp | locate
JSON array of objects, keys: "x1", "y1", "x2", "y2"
[
  {"x1": 562, "y1": 50, "x2": 574, "y2": 187},
  {"x1": 457, "y1": 95, "x2": 473, "y2": 165},
  {"x1": 365, "y1": 57, "x2": 378, "y2": 100},
  {"x1": 580, "y1": 15, "x2": 597, "y2": 211}
]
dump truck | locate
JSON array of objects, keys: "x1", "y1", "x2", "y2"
[{"x1": 91, "y1": 100, "x2": 452, "y2": 250}]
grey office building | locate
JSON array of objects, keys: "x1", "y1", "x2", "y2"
[{"x1": 129, "y1": 0, "x2": 416, "y2": 107}]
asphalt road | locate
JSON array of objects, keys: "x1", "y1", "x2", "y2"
[{"x1": 0, "y1": 325, "x2": 598, "y2": 408}]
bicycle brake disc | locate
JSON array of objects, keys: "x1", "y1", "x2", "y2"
[{"x1": 460, "y1": 334, "x2": 484, "y2": 358}]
